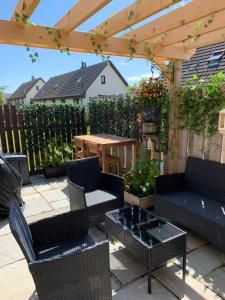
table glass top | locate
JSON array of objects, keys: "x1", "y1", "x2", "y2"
[{"x1": 107, "y1": 205, "x2": 185, "y2": 248}]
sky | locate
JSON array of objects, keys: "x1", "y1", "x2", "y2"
[{"x1": 0, "y1": 0, "x2": 190, "y2": 93}]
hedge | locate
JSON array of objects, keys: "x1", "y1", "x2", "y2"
[{"x1": 88, "y1": 96, "x2": 142, "y2": 141}]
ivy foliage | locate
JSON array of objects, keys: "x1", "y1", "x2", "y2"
[
  {"x1": 88, "y1": 96, "x2": 142, "y2": 140},
  {"x1": 18, "y1": 104, "x2": 86, "y2": 169},
  {"x1": 179, "y1": 72, "x2": 225, "y2": 136}
]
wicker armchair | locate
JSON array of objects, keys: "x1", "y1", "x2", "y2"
[
  {"x1": 9, "y1": 201, "x2": 112, "y2": 300},
  {"x1": 66, "y1": 156, "x2": 124, "y2": 227}
]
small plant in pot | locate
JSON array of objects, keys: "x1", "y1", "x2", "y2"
[
  {"x1": 43, "y1": 140, "x2": 74, "y2": 178},
  {"x1": 124, "y1": 150, "x2": 160, "y2": 208},
  {"x1": 135, "y1": 77, "x2": 167, "y2": 134}
]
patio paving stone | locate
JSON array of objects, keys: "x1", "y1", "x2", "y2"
[
  {"x1": 21, "y1": 186, "x2": 37, "y2": 196},
  {"x1": 0, "y1": 259, "x2": 36, "y2": 300},
  {"x1": 23, "y1": 197, "x2": 53, "y2": 217},
  {"x1": 153, "y1": 264, "x2": 222, "y2": 300},
  {"x1": 0, "y1": 218, "x2": 11, "y2": 236},
  {"x1": 0, "y1": 234, "x2": 23, "y2": 267},
  {"x1": 40, "y1": 188, "x2": 68, "y2": 202},
  {"x1": 200, "y1": 266, "x2": 225, "y2": 299},
  {"x1": 111, "y1": 277, "x2": 120, "y2": 292},
  {"x1": 110, "y1": 247, "x2": 146, "y2": 285},
  {"x1": 48, "y1": 178, "x2": 67, "y2": 189},
  {"x1": 112, "y1": 276, "x2": 177, "y2": 300},
  {"x1": 177, "y1": 244, "x2": 225, "y2": 279},
  {"x1": 186, "y1": 230, "x2": 208, "y2": 251},
  {"x1": 50, "y1": 199, "x2": 69, "y2": 210},
  {"x1": 33, "y1": 183, "x2": 53, "y2": 193}
]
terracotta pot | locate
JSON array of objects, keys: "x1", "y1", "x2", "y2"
[
  {"x1": 124, "y1": 191, "x2": 155, "y2": 208},
  {"x1": 44, "y1": 166, "x2": 66, "y2": 178}
]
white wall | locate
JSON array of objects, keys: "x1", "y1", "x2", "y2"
[
  {"x1": 83, "y1": 63, "x2": 127, "y2": 105},
  {"x1": 24, "y1": 79, "x2": 45, "y2": 105}
]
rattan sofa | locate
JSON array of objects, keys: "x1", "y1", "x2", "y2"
[
  {"x1": 155, "y1": 156, "x2": 225, "y2": 252},
  {"x1": 9, "y1": 201, "x2": 112, "y2": 300},
  {"x1": 66, "y1": 156, "x2": 124, "y2": 227}
]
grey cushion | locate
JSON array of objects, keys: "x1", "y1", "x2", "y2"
[
  {"x1": 85, "y1": 189, "x2": 118, "y2": 206},
  {"x1": 159, "y1": 191, "x2": 225, "y2": 226}
]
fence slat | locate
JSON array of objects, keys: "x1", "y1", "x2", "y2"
[
  {"x1": 4, "y1": 105, "x2": 14, "y2": 152},
  {"x1": 10, "y1": 105, "x2": 21, "y2": 152},
  {"x1": 0, "y1": 106, "x2": 7, "y2": 152}
]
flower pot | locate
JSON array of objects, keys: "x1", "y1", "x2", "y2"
[
  {"x1": 44, "y1": 166, "x2": 66, "y2": 179},
  {"x1": 124, "y1": 191, "x2": 155, "y2": 208},
  {"x1": 143, "y1": 105, "x2": 160, "y2": 123},
  {"x1": 142, "y1": 122, "x2": 157, "y2": 134}
]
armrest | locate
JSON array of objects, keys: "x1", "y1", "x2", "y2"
[
  {"x1": 101, "y1": 172, "x2": 124, "y2": 197},
  {"x1": 155, "y1": 173, "x2": 185, "y2": 194},
  {"x1": 29, "y1": 208, "x2": 88, "y2": 251},
  {"x1": 67, "y1": 179, "x2": 87, "y2": 209}
]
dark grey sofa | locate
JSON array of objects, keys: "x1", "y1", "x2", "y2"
[{"x1": 155, "y1": 156, "x2": 225, "y2": 252}]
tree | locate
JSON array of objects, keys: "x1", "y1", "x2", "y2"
[{"x1": 0, "y1": 86, "x2": 5, "y2": 105}]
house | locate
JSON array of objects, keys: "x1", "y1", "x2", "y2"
[
  {"x1": 33, "y1": 61, "x2": 128, "y2": 105},
  {"x1": 8, "y1": 77, "x2": 45, "y2": 105},
  {"x1": 182, "y1": 41, "x2": 225, "y2": 85}
]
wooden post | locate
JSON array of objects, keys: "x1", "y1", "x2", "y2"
[{"x1": 165, "y1": 60, "x2": 183, "y2": 173}]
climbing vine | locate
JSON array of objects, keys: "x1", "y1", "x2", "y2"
[{"x1": 179, "y1": 72, "x2": 225, "y2": 137}]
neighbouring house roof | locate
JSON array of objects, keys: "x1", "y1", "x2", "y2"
[
  {"x1": 33, "y1": 61, "x2": 128, "y2": 100},
  {"x1": 4, "y1": 93, "x2": 11, "y2": 100},
  {"x1": 8, "y1": 78, "x2": 44, "y2": 100},
  {"x1": 182, "y1": 41, "x2": 225, "y2": 85}
]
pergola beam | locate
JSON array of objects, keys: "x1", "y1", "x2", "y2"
[
  {"x1": 178, "y1": 27, "x2": 225, "y2": 50},
  {"x1": 154, "y1": 9, "x2": 225, "y2": 47},
  {"x1": 0, "y1": 20, "x2": 195, "y2": 60},
  {"x1": 11, "y1": 0, "x2": 40, "y2": 24},
  {"x1": 55, "y1": 0, "x2": 111, "y2": 33},
  {"x1": 93, "y1": 0, "x2": 179, "y2": 37},
  {"x1": 123, "y1": 0, "x2": 225, "y2": 43}
]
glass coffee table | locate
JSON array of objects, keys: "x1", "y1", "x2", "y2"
[{"x1": 105, "y1": 205, "x2": 186, "y2": 294}]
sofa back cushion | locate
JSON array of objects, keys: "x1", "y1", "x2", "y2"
[
  {"x1": 66, "y1": 156, "x2": 101, "y2": 192},
  {"x1": 185, "y1": 156, "x2": 225, "y2": 203}
]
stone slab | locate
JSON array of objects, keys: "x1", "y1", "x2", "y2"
[
  {"x1": 23, "y1": 197, "x2": 52, "y2": 217},
  {"x1": 0, "y1": 218, "x2": 11, "y2": 236},
  {"x1": 0, "y1": 259, "x2": 36, "y2": 300},
  {"x1": 110, "y1": 247, "x2": 146, "y2": 285},
  {"x1": 201, "y1": 266, "x2": 225, "y2": 299},
  {"x1": 153, "y1": 264, "x2": 222, "y2": 300},
  {"x1": 186, "y1": 230, "x2": 208, "y2": 251},
  {"x1": 41, "y1": 188, "x2": 68, "y2": 202},
  {"x1": 50, "y1": 199, "x2": 69, "y2": 210},
  {"x1": 112, "y1": 276, "x2": 177, "y2": 300},
  {"x1": 0, "y1": 234, "x2": 24, "y2": 267},
  {"x1": 178, "y1": 244, "x2": 225, "y2": 279},
  {"x1": 21, "y1": 186, "x2": 36, "y2": 196}
]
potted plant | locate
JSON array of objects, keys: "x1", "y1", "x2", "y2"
[
  {"x1": 135, "y1": 78, "x2": 167, "y2": 134},
  {"x1": 43, "y1": 140, "x2": 74, "y2": 178},
  {"x1": 124, "y1": 150, "x2": 160, "y2": 208}
]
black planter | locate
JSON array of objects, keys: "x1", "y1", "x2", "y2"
[
  {"x1": 143, "y1": 105, "x2": 160, "y2": 123},
  {"x1": 44, "y1": 166, "x2": 66, "y2": 179}
]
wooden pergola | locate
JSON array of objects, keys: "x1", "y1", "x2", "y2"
[{"x1": 1, "y1": 0, "x2": 225, "y2": 172}]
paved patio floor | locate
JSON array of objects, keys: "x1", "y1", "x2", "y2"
[{"x1": 1, "y1": 175, "x2": 225, "y2": 299}]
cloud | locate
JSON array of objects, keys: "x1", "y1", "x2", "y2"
[{"x1": 127, "y1": 72, "x2": 159, "y2": 85}]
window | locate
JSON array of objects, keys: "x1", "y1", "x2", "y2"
[
  {"x1": 36, "y1": 85, "x2": 39, "y2": 91},
  {"x1": 101, "y1": 75, "x2": 106, "y2": 84},
  {"x1": 208, "y1": 50, "x2": 225, "y2": 68}
]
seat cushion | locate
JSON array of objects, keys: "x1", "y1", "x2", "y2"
[
  {"x1": 85, "y1": 189, "x2": 118, "y2": 207},
  {"x1": 37, "y1": 234, "x2": 95, "y2": 260},
  {"x1": 159, "y1": 191, "x2": 225, "y2": 226}
]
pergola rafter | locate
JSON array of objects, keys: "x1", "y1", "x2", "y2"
[
  {"x1": 11, "y1": 0, "x2": 40, "y2": 24},
  {"x1": 2, "y1": 0, "x2": 225, "y2": 173},
  {"x1": 93, "y1": 0, "x2": 179, "y2": 37},
  {"x1": 56, "y1": 0, "x2": 112, "y2": 33}
]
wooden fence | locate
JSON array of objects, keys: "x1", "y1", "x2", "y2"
[
  {"x1": 177, "y1": 129, "x2": 223, "y2": 171},
  {"x1": 0, "y1": 104, "x2": 139, "y2": 173}
]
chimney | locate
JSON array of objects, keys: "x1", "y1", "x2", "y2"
[
  {"x1": 81, "y1": 62, "x2": 86, "y2": 68},
  {"x1": 31, "y1": 75, "x2": 35, "y2": 80}
]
